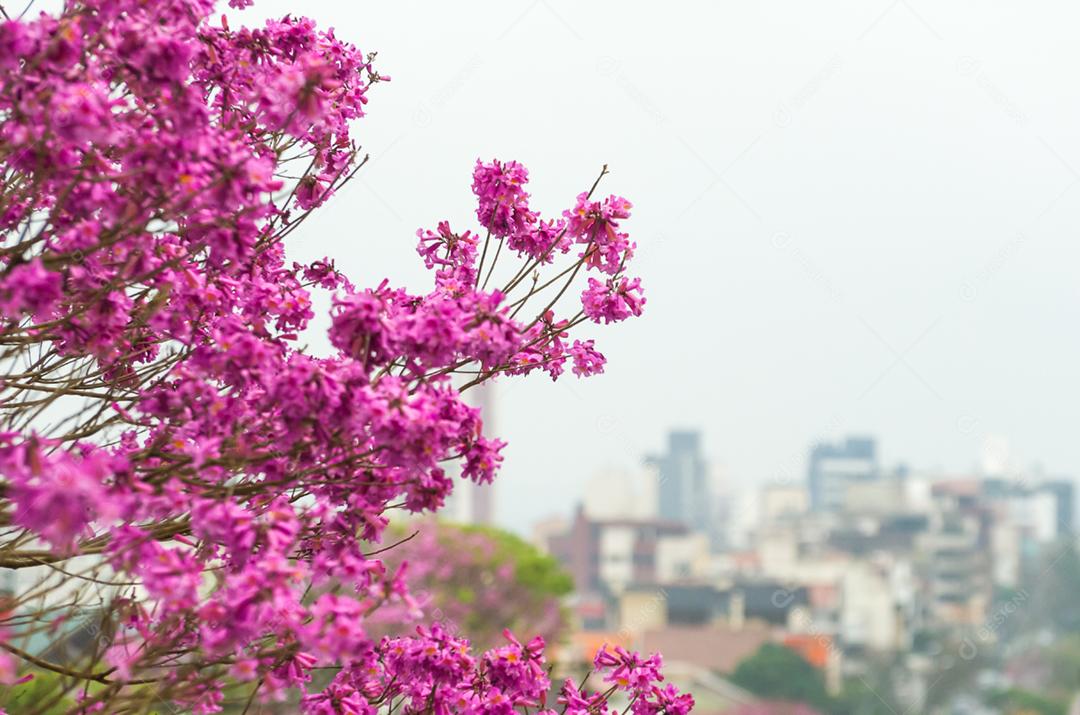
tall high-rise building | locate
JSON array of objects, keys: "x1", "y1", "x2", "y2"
[
  {"x1": 807, "y1": 436, "x2": 878, "y2": 512},
  {"x1": 444, "y1": 383, "x2": 496, "y2": 525},
  {"x1": 1040, "y1": 480, "x2": 1075, "y2": 534},
  {"x1": 470, "y1": 383, "x2": 496, "y2": 525},
  {"x1": 648, "y1": 431, "x2": 711, "y2": 536}
]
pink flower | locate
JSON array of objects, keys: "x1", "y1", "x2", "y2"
[
  {"x1": 654, "y1": 683, "x2": 696, "y2": 715},
  {"x1": 559, "y1": 680, "x2": 607, "y2": 715},
  {"x1": 117, "y1": 24, "x2": 194, "y2": 84},
  {"x1": 569, "y1": 339, "x2": 606, "y2": 377},
  {"x1": 301, "y1": 594, "x2": 371, "y2": 663},
  {"x1": 581, "y1": 276, "x2": 646, "y2": 323},
  {"x1": 507, "y1": 217, "x2": 570, "y2": 262},
  {"x1": 0, "y1": 259, "x2": 62, "y2": 322},
  {"x1": 294, "y1": 175, "x2": 327, "y2": 210},
  {"x1": 4, "y1": 441, "x2": 116, "y2": 552},
  {"x1": 416, "y1": 221, "x2": 479, "y2": 291},
  {"x1": 0, "y1": 21, "x2": 32, "y2": 70},
  {"x1": 329, "y1": 289, "x2": 394, "y2": 369},
  {"x1": 472, "y1": 159, "x2": 538, "y2": 238},
  {"x1": 49, "y1": 81, "x2": 114, "y2": 144},
  {"x1": 564, "y1": 193, "x2": 635, "y2": 274},
  {"x1": 462, "y1": 435, "x2": 506, "y2": 485},
  {"x1": 229, "y1": 658, "x2": 259, "y2": 682},
  {"x1": 0, "y1": 651, "x2": 18, "y2": 685},
  {"x1": 483, "y1": 630, "x2": 550, "y2": 703},
  {"x1": 139, "y1": 542, "x2": 203, "y2": 611}
]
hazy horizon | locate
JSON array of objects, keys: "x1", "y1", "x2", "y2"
[{"x1": 244, "y1": 0, "x2": 1080, "y2": 533}]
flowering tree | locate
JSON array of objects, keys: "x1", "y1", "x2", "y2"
[
  {"x1": 372, "y1": 522, "x2": 572, "y2": 651},
  {"x1": 0, "y1": 0, "x2": 691, "y2": 713}
]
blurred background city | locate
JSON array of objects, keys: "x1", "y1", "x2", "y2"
[{"x1": 451, "y1": 418, "x2": 1080, "y2": 715}]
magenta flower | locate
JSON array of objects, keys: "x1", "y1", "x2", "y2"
[
  {"x1": 564, "y1": 192, "x2": 636, "y2": 274},
  {"x1": 463, "y1": 434, "x2": 507, "y2": 485},
  {"x1": 581, "y1": 275, "x2": 646, "y2": 323},
  {"x1": 569, "y1": 339, "x2": 607, "y2": 377},
  {"x1": 3, "y1": 440, "x2": 116, "y2": 552},
  {"x1": 473, "y1": 159, "x2": 538, "y2": 239},
  {"x1": 0, "y1": 259, "x2": 62, "y2": 322}
]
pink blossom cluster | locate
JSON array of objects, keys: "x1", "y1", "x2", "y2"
[
  {"x1": 304, "y1": 631, "x2": 691, "y2": 715},
  {"x1": 0, "y1": 0, "x2": 677, "y2": 712},
  {"x1": 367, "y1": 522, "x2": 569, "y2": 650}
]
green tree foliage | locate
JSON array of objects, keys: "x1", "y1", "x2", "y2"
[
  {"x1": 731, "y1": 644, "x2": 831, "y2": 711},
  {"x1": 1045, "y1": 634, "x2": 1080, "y2": 695},
  {"x1": 986, "y1": 688, "x2": 1067, "y2": 715},
  {"x1": 378, "y1": 520, "x2": 572, "y2": 650},
  {"x1": 0, "y1": 671, "x2": 77, "y2": 714}
]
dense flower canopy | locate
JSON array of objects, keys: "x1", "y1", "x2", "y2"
[
  {"x1": 0, "y1": 0, "x2": 685, "y2": 713},
  {"x1": 370, "y1": 521, "x2": 573, "y2": 652}
]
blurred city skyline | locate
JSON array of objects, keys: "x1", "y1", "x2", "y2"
[{"x1": 242, "y1": 0, "x2": 1080, "y2": 533}]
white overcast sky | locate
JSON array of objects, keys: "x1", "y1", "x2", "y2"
[{"x1": 239, "y1": 1, "x2": 1080, "y2": 532}]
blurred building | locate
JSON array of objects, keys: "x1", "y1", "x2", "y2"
[
  {"x1": 648, "y1": 431, "x2": 712, "y2": 538},
  {"x1": 582, "y1": 464, "x2": 659, "y2": 520},
  {"x1": 640, "y1": 623, "x2": 774, "y2": 674},
  {"x1": 807, "y1": 436, "x2": 878, "y2": 512},
  {"x1": 982, "y1": 476, "x2": 1074, "y2": 537},
  {"x1": 723, "y1": 488, "x2": 762, "y2": 550},
  {"x1": 615, "y1": 580, "x2": 811, "y2": 637},
  {"x1": 548, "y1": 425, "x2": 1079, "y2": 699},
  {"x1": 547, "y1": 504, "x2": 691, "y2": 596},
  {"x1": 656, "y1": 531, "x2": 712, "y2": 582},
  {"x1": 531, "y1": 514, "x2": 570, "y2": 552},
  {"x1": 921, "y1": 481, "x2": 993, "y2": 627},
  {"x1": 838, "y1": 556, "x2": 917, "y2": 652},
  {"x1": 981, "y1": 476, "x2": 1075, "y2": 588},
  {"x1": 760, "y1": 484, "x2": 809, "y2": 523}
]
